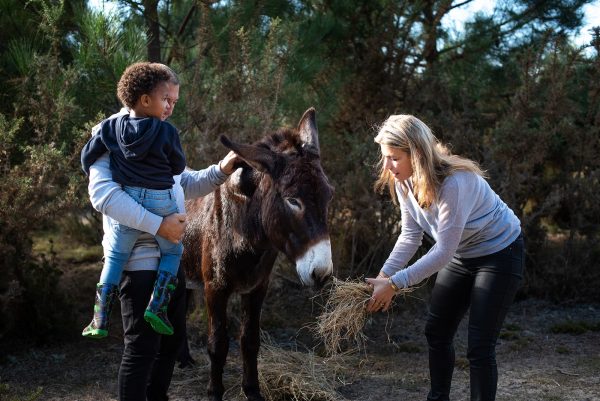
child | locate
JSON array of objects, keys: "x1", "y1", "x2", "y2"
[{"x1": 81, "y1": 62, "x2": 187, "y2": 338}]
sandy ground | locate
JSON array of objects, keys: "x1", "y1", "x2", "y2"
[{"x1": 1, "y1": 263, "x2": 599, "y2": 401}]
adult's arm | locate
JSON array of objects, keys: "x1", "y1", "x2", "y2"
[
  {"x1": 391, "y1": 176, "x2": 472, "y2": 288},
  {"x1": 88, "y1": 153, "x2": 164, "y2": 236},
  {"x1": 380, "y1": 192, "x2": 424, "y2": 280},
  {"x1": 180, "y1": 164, "x2": 229, "y2": 199}
]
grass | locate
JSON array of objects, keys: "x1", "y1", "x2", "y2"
[
  {"x1": 508, "y1": 336, "x2": 533, "y2": 351},
  {"x1": 555, "y1": 345, "x2": 570, "y2": 354},
  {"x1": 577, "y1": 355, "x2": 600, "y2": 372},
  {"x1": 455, "y1": 357, "x2": 469, "y2": 370},
  {"x1": 0, "y1": 383, "x2": 43, "y2": 401},
  {"x1": 32, "y1": 231, "x2": 102, "y2": 264},
  {"x1": 549, "y1": 320, "x2": 600, "y2": 335},
  {"x1": 393, "y1": 341, "x2": 422, "y2": 353}
]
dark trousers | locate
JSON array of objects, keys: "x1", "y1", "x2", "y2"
[
  {"x1": 118, "y1": 267, "x2": 187, "y2": 401},
  {"x1": 425, "y1": 234, "x2": 524, "y2": 401}
]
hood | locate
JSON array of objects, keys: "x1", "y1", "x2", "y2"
[{"x1": 116, "y1": 115, "x2": 161, "y2": 160}]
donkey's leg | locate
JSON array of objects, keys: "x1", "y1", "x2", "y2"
[
  {"x1": 240, "y1": 282, "x2": 269, "y2": 401},
  {"x1": 205, "y1": 288, "x2": 230, "y2": 401},
  {"x1": 176, "y1": 288, "x2": 196, "y2": 368}
]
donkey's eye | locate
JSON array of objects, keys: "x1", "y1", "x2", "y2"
[{"x1": 285, "y1": 197, "x2": 303, "y2": 212}]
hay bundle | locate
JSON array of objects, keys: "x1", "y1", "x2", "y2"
[
  {"x1": 313, "y1": 277, "x2": 416, "y2": 356},
  {"x1": 258, "y1": 340, "x2": 347, "y2": 401},
  {"x1": 313, "y1": 278, "x2": 372, "y2": 356}
]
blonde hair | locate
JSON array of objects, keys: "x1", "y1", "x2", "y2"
[{"x1": 374, "y1": 115, "x2": 485, "y2": 207}]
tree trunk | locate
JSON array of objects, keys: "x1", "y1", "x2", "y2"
[{"x1": 143, "y1": 0, "x2": 161, "y2": 62}]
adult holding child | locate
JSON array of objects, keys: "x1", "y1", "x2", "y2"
[
  {"x1": 365, "y1": 114, "x2": 524, "y2": 401},
  {"x1": 81, "y1": 62, "x2": 189, "y2": 337},
  {"x1": 85, "y1": 62, "x2": 237, "y2": 400}
]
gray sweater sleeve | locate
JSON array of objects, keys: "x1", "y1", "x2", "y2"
[
  {"x1": 180, "y1": 165, "x2": 229, "y2": 199},
  {"x1": 88, "y1": 109, "x2": 231, "y2": 234},
  {"x1": 381, "y1": 192, "x2": 424, "y2": 278},
  {"x1": 385, "y1": 176, "x2": 473, "y2": 289}
]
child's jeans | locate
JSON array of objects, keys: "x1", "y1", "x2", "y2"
[{"x1": 100, "y1": 186, "x2": 183, "y2": 286}]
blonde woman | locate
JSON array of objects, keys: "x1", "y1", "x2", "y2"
[{"x1": 366, "y1": 115, "x2": 524, "y2": 401}]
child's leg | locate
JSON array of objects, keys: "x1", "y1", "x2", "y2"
[
  {"x1": 143, "y1": 237, "x2": 183, "y2": 335},
  {"x1": 100, "y1": 216, "x2": 143, "y2": 285},
  {"x1": 139, "y1": 188, "x2": 182, "y2": 276},
  {"x1": 82, "y1": 283, "x2": 119, "y2": 338},
  {"x1": 155, "y1": 236, "x2": 184, "y2": 275},
  {"x1": 83, "y1": 217, "x2": 141, "y2": 338},
  {"x1": 144, "y1": 267, "x2": 179, "y2": 335},
  {"x1": 130, "y1": 187, "x2": 182, "y2": 335}
]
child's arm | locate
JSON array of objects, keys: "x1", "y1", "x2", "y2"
[{"x1": 81, "y1": 134, "x2": 108, "y2": 176}]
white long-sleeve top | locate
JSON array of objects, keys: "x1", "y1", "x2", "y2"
[
  {"x1": 382, "y1": 171, "x2": 521, "y2": 288},
  {"x1": 88, "y1": 110, "x2": 229, "y2": 271}
]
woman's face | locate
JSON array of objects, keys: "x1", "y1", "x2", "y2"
[{"x1": 380, "y1": 144, "x2": 413, "y2": 181}]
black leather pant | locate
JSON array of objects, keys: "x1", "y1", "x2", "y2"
[
  {"x1": 425, "y1": 234, "x2": 524, "y2": 401},
  {"x1": 118, "y1": 268, "x2": 187, "y2": 401}
]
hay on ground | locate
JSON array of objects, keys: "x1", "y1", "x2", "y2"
[{"x1": 258, "y1": 336, "x2": 347, "y2": 401}]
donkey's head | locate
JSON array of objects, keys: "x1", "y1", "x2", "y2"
[{"x1": 220, "y1": 108, "x2": 333, "y2": 287}]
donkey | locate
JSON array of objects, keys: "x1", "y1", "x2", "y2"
[{"x1": 180, "y1": 108, "x2": 334, "y2": 401}]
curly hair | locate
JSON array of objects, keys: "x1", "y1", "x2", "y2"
[{"x1": 117, "y1": 62, "x2": 180, "y2": 109}]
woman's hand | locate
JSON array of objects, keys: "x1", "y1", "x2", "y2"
[{"x1": 365, "y1": 277, "x2": 396, "y2": 313}]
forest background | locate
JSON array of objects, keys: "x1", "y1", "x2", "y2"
[{"x1": 0, "y1": 0, "x2": 599, "y2": 348}]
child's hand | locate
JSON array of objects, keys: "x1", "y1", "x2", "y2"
[{"x1": 219, "y1": 151, "x2": 239, "y2": 175}]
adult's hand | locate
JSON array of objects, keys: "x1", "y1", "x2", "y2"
[
  {"x1": 365, "y1": 277, "x2": 396, "y2": 313},
  {"x1": 219, "y1": 151, "x2": 240, "y2": 175},
  {"x1": 157, "y1": 213, "x2": 187, "y2": 243}
]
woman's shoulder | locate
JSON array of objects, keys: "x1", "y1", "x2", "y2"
[
  {"x1": 440, "y1": 171, "x2": 484, "y2": 198},
  {"x1": 443, "y1": 170, "x2": 481, "y2": 186}
]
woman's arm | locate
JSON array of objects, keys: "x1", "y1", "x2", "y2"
[
  {"x1": 393, "y1": 176, "x2": 472, "y2": 288},
  {"x1": 380, "y1": 192, "x2": 424, "y2": 279},
  {"x1": 367, "y1": 178, "x2": 469, "y2": 313}
]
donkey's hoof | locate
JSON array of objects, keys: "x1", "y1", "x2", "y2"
[
  {"x1": 207, "y1": 389, "x2": 224, "y2": 401},
  {"x1": 176, "y1": 353, "x2": 196, "y2": 369}
]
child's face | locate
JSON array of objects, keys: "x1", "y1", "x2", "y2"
[
  {"x1": 162, "y1": 83, "x2": 179, "y2": 121},
  {"x1": 140, "y1": 82, "x2": 179, "y2": 120}
]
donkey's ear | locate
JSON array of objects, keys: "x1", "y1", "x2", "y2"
[
  {"x1": 220, "y1": 135, "x2": 283, "y2": 176},
  {"x1": 297, "y1": 107, "x2": 319, "y2": 155}
]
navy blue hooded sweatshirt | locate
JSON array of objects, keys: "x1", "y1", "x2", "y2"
[{"x1": 81, "y1": 115, "x2": 186, "y2": 189}]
